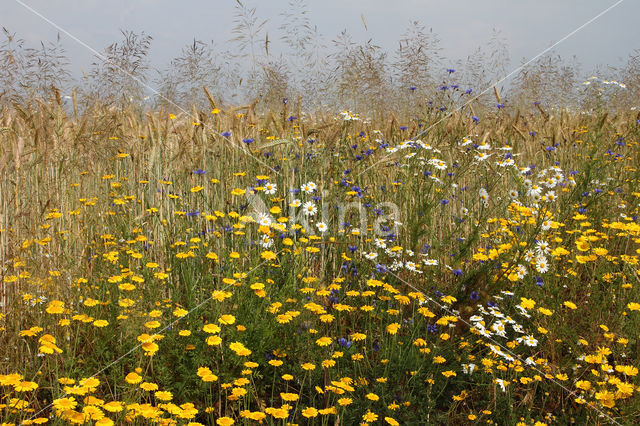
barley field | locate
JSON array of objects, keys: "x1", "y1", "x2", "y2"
[{"x1": 2, "y1": 4, "x2": 640, "y2": 425}]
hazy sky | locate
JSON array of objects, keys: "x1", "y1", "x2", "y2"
[{"x1": 3, "y1": 0, "x2": 638, "y2": 80}]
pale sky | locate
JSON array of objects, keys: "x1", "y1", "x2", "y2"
[{"x1": 3, "y1": 0, "x2": 638, "y2": 80}]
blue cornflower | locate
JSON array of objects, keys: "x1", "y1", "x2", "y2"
[{"x1": 338, "y1": 337, "x2": 352, "y2": 348}]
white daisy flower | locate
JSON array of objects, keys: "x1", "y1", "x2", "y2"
[
  {"x1": 301, "y1": 181, "x2": 316, "y2": 193},
  {"x1": 264, "y1": 182, "x2": 277, "y2": 195},
  {"x1": 534, "y1": 256, "x2": 549, "y2": 274},
  {"x1": 479, "y1": 188, "x2": 489, "y2": 202},
  {"x1": 258, "y1": 213, "x2": 272, "y2": 227},
  {"x1": 260, "y1": 234, "x2": 274, "y2": 248},
  {"x1": 536, "y1": 240, "x2": 550, "y2": 255},
  {"x1": 463, "y1": 363, "x2": 476, "y2": 375},
  {"x1": 474, "y1": 152, "x2": 491, "y2": 161},
  {"x1": 316, "y1": 222, "x2": 328, "y2": 233},
  {"x1": 428, "y1": 158, "x2": 447, "y2": 170},
  {"x1": 302, "y1": 201, "x2": 317, "y2": 216},
  {"x1": 545, "y1": 191, "x2": 557, "y2": 202},
  {"x1": 405, "y1": 261, "x2": 421, "y2": 273},
  {"x1": 495, "y1": 379, "x2": 507, "y2": 392},
  {"x1": 374, "y1": 238, "x2": 387, "y2": 249},
  {"x1": 516, "y1": 264, "x2": 527, "y2": 279}
]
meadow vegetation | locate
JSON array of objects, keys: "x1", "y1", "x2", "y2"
[{"x1": 1, "y1": 2, "x2": 640, "y2": 424}]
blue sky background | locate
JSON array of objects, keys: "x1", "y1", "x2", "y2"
[{"x1": 3, "y1": 0, "x2": 638, "y2": 78}]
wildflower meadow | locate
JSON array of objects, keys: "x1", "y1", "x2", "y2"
[{"x1": 1, "y1": 4, "x2": 640, "y2": 425}]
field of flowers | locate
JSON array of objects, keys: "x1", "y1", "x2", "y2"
[{"x1": 1, "y1": 94, "x2": 639, "y2": 425}]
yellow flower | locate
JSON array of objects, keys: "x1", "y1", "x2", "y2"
[
  {"x1": 53, "y1": 397, "x2": 77, "y2": 411},
  {"x1": 13, "y1": 381, "x2": 38, "y2": 392},
  {"x1": 302, "y1": 407, "x2": 318, "y2": 418},
  {"x1": 173, "y1": 308, "x2": 188, "y2": 317},
  {"x1": 218, "y1": 315, "x2": 236, "y2": 325},
  {"x1": 576, "y1": 380, "x2": 591, "y2": 391},
  {"x1": 576, "y1": 239, "x2": 590, "y2": 252},
  {"x1": 338, "y1": 397, "x2": 352, "y2": 406},
  {"x1": 102, "y1": 401, "x2": 124, "y2": 412},
  {"x1": 144, "y1": 320, "x2": 161, "y2": 329},
  {"x1": 204, "y1": 335, "x2": 222, "y2": 348},
  {"x1": 440, "y1": 295, "x2": 457, "y2": 304},
  {"x1": 322, "y1": 359, "x2": 336, "y2": 368},
  {"x1": 385, "y1": 417, "x2": 400, "y2": 426},
  {"x1": 366, "y1": 393, "x2": 379, "y2": 401},
  {"x1": 140, "y1": 382, "x2": 159, "y2": 391},
  {"x1": 280, "y1": 392, "x2": 299, "y2": 401},
  {"x1": 45, "y1": 300, "x2": 65, "y2": 314},
  {"x1": 216, "y1": 417, "x2": 234, "y2": 426},
  {"x1": 93, "y1": 320, "x2": 109, "y2": 327},
  {"x1": 266, "y1": 407, "x2": 289, "y2": 419},
  {"x1": 386, "y1": 323, "x2": 400, "y2": 335},
  {"x1": 351, "y1": 332, "x2": 366, "y2": 341},
  {"x1": 538, "y1": 307, "x2": 553, "y2": 316},
  {"x1": 206, "y1": 252, "x2": 219, "y2": 261},
  {"x1": 563, "y1": 301, "x2": 577, "y2": 310},
  {"x1": 595, "y1": 390, "x2": 615, "y2": 408},
  {"x1": 315, "y1": 336, "x2": 332, "y2": 346},
  {"x1": 261, "y1": 250, "x2": 277, "y2": 260},
  {"x1": 125, "y1": 372, "x2": 142, "y2": 384},
  {"x1": 362, "y1": 411, "x2": 378, "y2": 422},
  {"x1": 212, "y1": 290, "x2": 232, "y2": 301},
  {"x1": 520, "y1": 297, "x2": 536, "y2": 309},
  {"x1": 627, "y1": 302, "x2": 640, "y2": 311},
  {"x1": 203, "y1": 323, "x2": 221, "y2": 334},
  {"x1": 155, "y1": 391, "x2": 173, "y2": 401},
  {"x1": 229, "y1": 341, "x2": 252, "y2": 356},
  {"x1": 301, "y1": 363, "x2": 316, "y2": 371}
]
